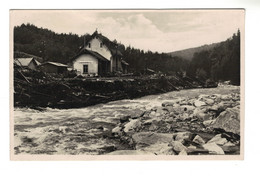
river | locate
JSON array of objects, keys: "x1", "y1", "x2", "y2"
[{"x1": 13, "y1": 85, "x2": 240, "y2": 155}]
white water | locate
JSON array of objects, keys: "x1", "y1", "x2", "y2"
[{"x1": 13, "y1": 86, "x2": 240, "y2": 155}]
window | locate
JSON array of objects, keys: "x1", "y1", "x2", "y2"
[
  {"x1": 100, "y1": 42, "x2": 103, "y2": 48},
  {"x1": 88, "y1": 43, "x2": 91, "y2": 48},
  {"x1": 83, "y1": 64, "x2": 88, "y2": 74}
]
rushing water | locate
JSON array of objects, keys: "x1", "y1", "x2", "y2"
[{"x1": 13, "y1": 86, "x2": 240, "y2": 155}]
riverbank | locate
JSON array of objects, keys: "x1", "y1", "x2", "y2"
[
  {"x1": 13, "y1": 86, "x2": 240, "y2": 155},
  {"x1": 14, "y1": 67, "x2": 217, "y2": 109}
]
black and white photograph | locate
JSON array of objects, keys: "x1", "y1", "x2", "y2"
[{"x1": 10, "y1": 9, "x2": 244, "y2": 160}]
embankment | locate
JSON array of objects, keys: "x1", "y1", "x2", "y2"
[{"x1": 14, "y1": 68, "x2": 217, "y2": 109}]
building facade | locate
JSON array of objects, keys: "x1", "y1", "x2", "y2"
[{"x1": 69, "y1": 31, "x2": 128, "y2": 76}]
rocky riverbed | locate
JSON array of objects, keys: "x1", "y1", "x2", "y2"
[{"x1": 13, "y1": 85, "x2": 240, "y2": 155}]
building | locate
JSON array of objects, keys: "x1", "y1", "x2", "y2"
[
  {"x1": 14, "y1": 58, "x2": 40, "y2": 70},
  {"x1": 38, "y1": 62, "x2": 68, "y2": 74},
  {"x1": 69, "y1": 30, "x2": 129, "y2": 76}
]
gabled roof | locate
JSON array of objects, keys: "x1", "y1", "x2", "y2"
[
  {"x1": 39, "y1": 61, "x2": 68, "y2": 67},
  {"x1": 82, "y1": 31, "x2": 123, "y2": 57},
  {"x1": 14, "y1": 58, "x2": 38, "y2": 67},
  {"x1": 70, "y1": 49, "x2": 109, "y2": 63}
]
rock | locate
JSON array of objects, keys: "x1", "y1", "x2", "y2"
[
  {"x1": 220, "y1": 145, "x2": 240, "y2": 155},
  {"x1": 128, "y1": 109, "x2": 145, "y2": 119},
  {"x1": 106, "y1": 150, "x2": 155, "y2": 155},
  {"x1": 209, "y1": 105, "x2": 219, "y2": 111},
  {"x1": 174, "y1": 132, "x2": 192, "y2": 144},
  {"x1": 223, "y1": 141, "x2": 236, "y2": 147},
  {"x1": 179, "y1": 149, "x2": 188, "y2": 155},
  {"x1": 188, "y1": 145, "x2": 197, "y2": 150},
  {"x1": 196, "y1": 112, "x2": 211, "y2": 121},
  {"x1": 207, "y1": 134, "x2": 228, "y2": 146},
  {"x1": 156, "y1": 107, "x2": 168, "y2": 115},
  {"x1": 132, "y1": 132, "x2": 174, "y2": 150},
  {"x1": 203, "y1": 119, "x2": 216, "y2": 127},
  {"x1": 211, "y1": 106, "x2": 240, "y2": 135},
  {"x1": 193, "y1": 135, "x2": 205, "y2": 145},
  {"x1": 142, "y1": 143, "x2": 175, "y2": 155},
  {"x1": 178, "y1": 113, "x2": 190, "y2": 120},
  {"x1": 169, "y1": 141, "x2": 187, "y2": 153},
  {"x1": 148, "y1": 124, "x2": 158, "y2": 131},
  {"x1": 221, "y1": 95, "x2": 232, "y2": 101},
  {"x1": 112, "y1": 126, "x2": 122, "y2": 134},
  {"x1": 203, "y1": 98, "x2": 215, "y2": 105},
  {"x1": 181, "y1": 105, "x2": 195, "y2": 111},
  {"x1": 198, "y1": 94, "x2": 208, "y2": 99},
  {"x1": 203, "y1": 142, "x2": 225, "y2": 155},
  {"x1": 124, "y1": 119, "x2": 142, "y2": 133},
  {"x1": 149, "y1": 111, "x2": 156, "y2": 117},
  {"x1": 120, "y1": 116, "x2": 130, "y2": 123},
  {"x1": 162, "y1": 101, "x2": 174, "y2": 107},
  {"x1": 194, "y1": 100, "x2": 206, "y2": 107}
]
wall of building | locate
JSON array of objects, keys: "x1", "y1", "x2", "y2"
[
  {"x1": 28, "y1": 61, "x2": 37, "y2": 70},
  {"x1": 84, "y1": 38, "x2": 112, "y2": 62},
  {"x1": 39, "y1": 64, "x2": 58, "y2": 73},
  {"x1": 72, "y1": 54, "x2": 99, "y2": 76}
]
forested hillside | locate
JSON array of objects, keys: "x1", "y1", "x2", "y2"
[
  {"x1": 13, "y1": 23, "x2": 188, "y2": 74},
  {"x1": 14, "y1": 23, "x2": 87, "y2": 63},
  {"x1": 168, "y1": 43, "x2": 219, "y2": 61},
  {"x1": 13, "y1": 24, "x2": 241, "y2": 85},
  {"x1": 187, "y1": 30, "x2": 241, "y2": 85}
]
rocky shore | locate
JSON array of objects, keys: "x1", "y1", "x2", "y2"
[{"x1": 108, "y1": 88, "x2": 240, "y2": 155}]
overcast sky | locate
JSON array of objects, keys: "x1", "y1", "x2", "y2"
[{"x1": 11, "y1": 10, "x2": 244, "y2": 53}]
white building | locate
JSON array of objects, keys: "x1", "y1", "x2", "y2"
[{"x1": 69, "y1": 31, "x2": 128, "y2": 76}]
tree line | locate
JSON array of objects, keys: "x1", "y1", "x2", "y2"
[
  {"x1": 187, "y1": 29, "x2": 240, "y2": 85},
  {"x1": 13, "y1": 23, "x2": 241, "y2": 85}
]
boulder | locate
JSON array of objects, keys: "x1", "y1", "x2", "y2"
[
  {"x1": 207, "y1": 134, "x2": 228, "y2": 146},
  {"x1": 179, "y1": 149, "x2": 188, "y2": 155},
  {"x1": 124, "y1": 119, "x2": 142, "y2": 133},
  {"x1": 128, "y1": 109, "x2": 145, "y2": 119},
  {"x1": 203, "y1": 119, "x2": 216, "y2": 127},
  {"x1": 169, "y1": 141, "x2": 187, "y2": 153},
  {"x1": 142, "y1": 143, "x2": 175, "y2": 155},
  {"x1": 106, "y1": 150, "x2": 155, "y2": 155},
  {"x1": 162, "y1": 101, "x2": 174, "y2": 107},
  {"x1": 209, "y1": 105, "x2": 219, "y2": 111},
  {"x1": 203, "y1": 98, "x2": 215, "y2": 105},
  {"x1": 174, "y1": 131, "x2": 192, "y2": 144},
  {"x1": 211, "y1": 106, "x2": 240, "y2": 135},
  {"x1": 120, "y1": 116, "x2": 130, "y2": 123},
  {"x1": 203, "y1": 142, "x2": 225, "y2": 155},
  {"x1": 112, "y1": 126, "x2": 122, "y2": 134},
  {"x1": 194, "y1": 100, "x2": 206, "y2": 107},
  {"x1": 132, "y1": 132, "x2": 174, "y2": 150},
  {"x1": 196, "y1": 112, "x2": 211, "y2": 121},
  {"x1": 192, "y1": 135, "x2": 205, "y2": 145}
]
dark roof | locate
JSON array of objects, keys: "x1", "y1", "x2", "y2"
[
  {"x1": 39, "y1": 61, "x2": 68, "y2": 67},
  {"x1": 70, "y1": 49, "x2": 109, "y2": 63},
  {"x1": 110, "y1": 48, "x2": 123, "y2": 56}
]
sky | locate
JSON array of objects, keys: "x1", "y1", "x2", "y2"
[{"x1": 10, "y1": 10, "x2": 244, "y2": 53}]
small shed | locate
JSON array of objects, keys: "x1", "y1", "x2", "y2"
[
  {"x1": 38, "y1": 62, "x2": 68, "y2": 74},
  {"x1": 14, "y1": 58, "x2": 40, "y2": 70}
]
